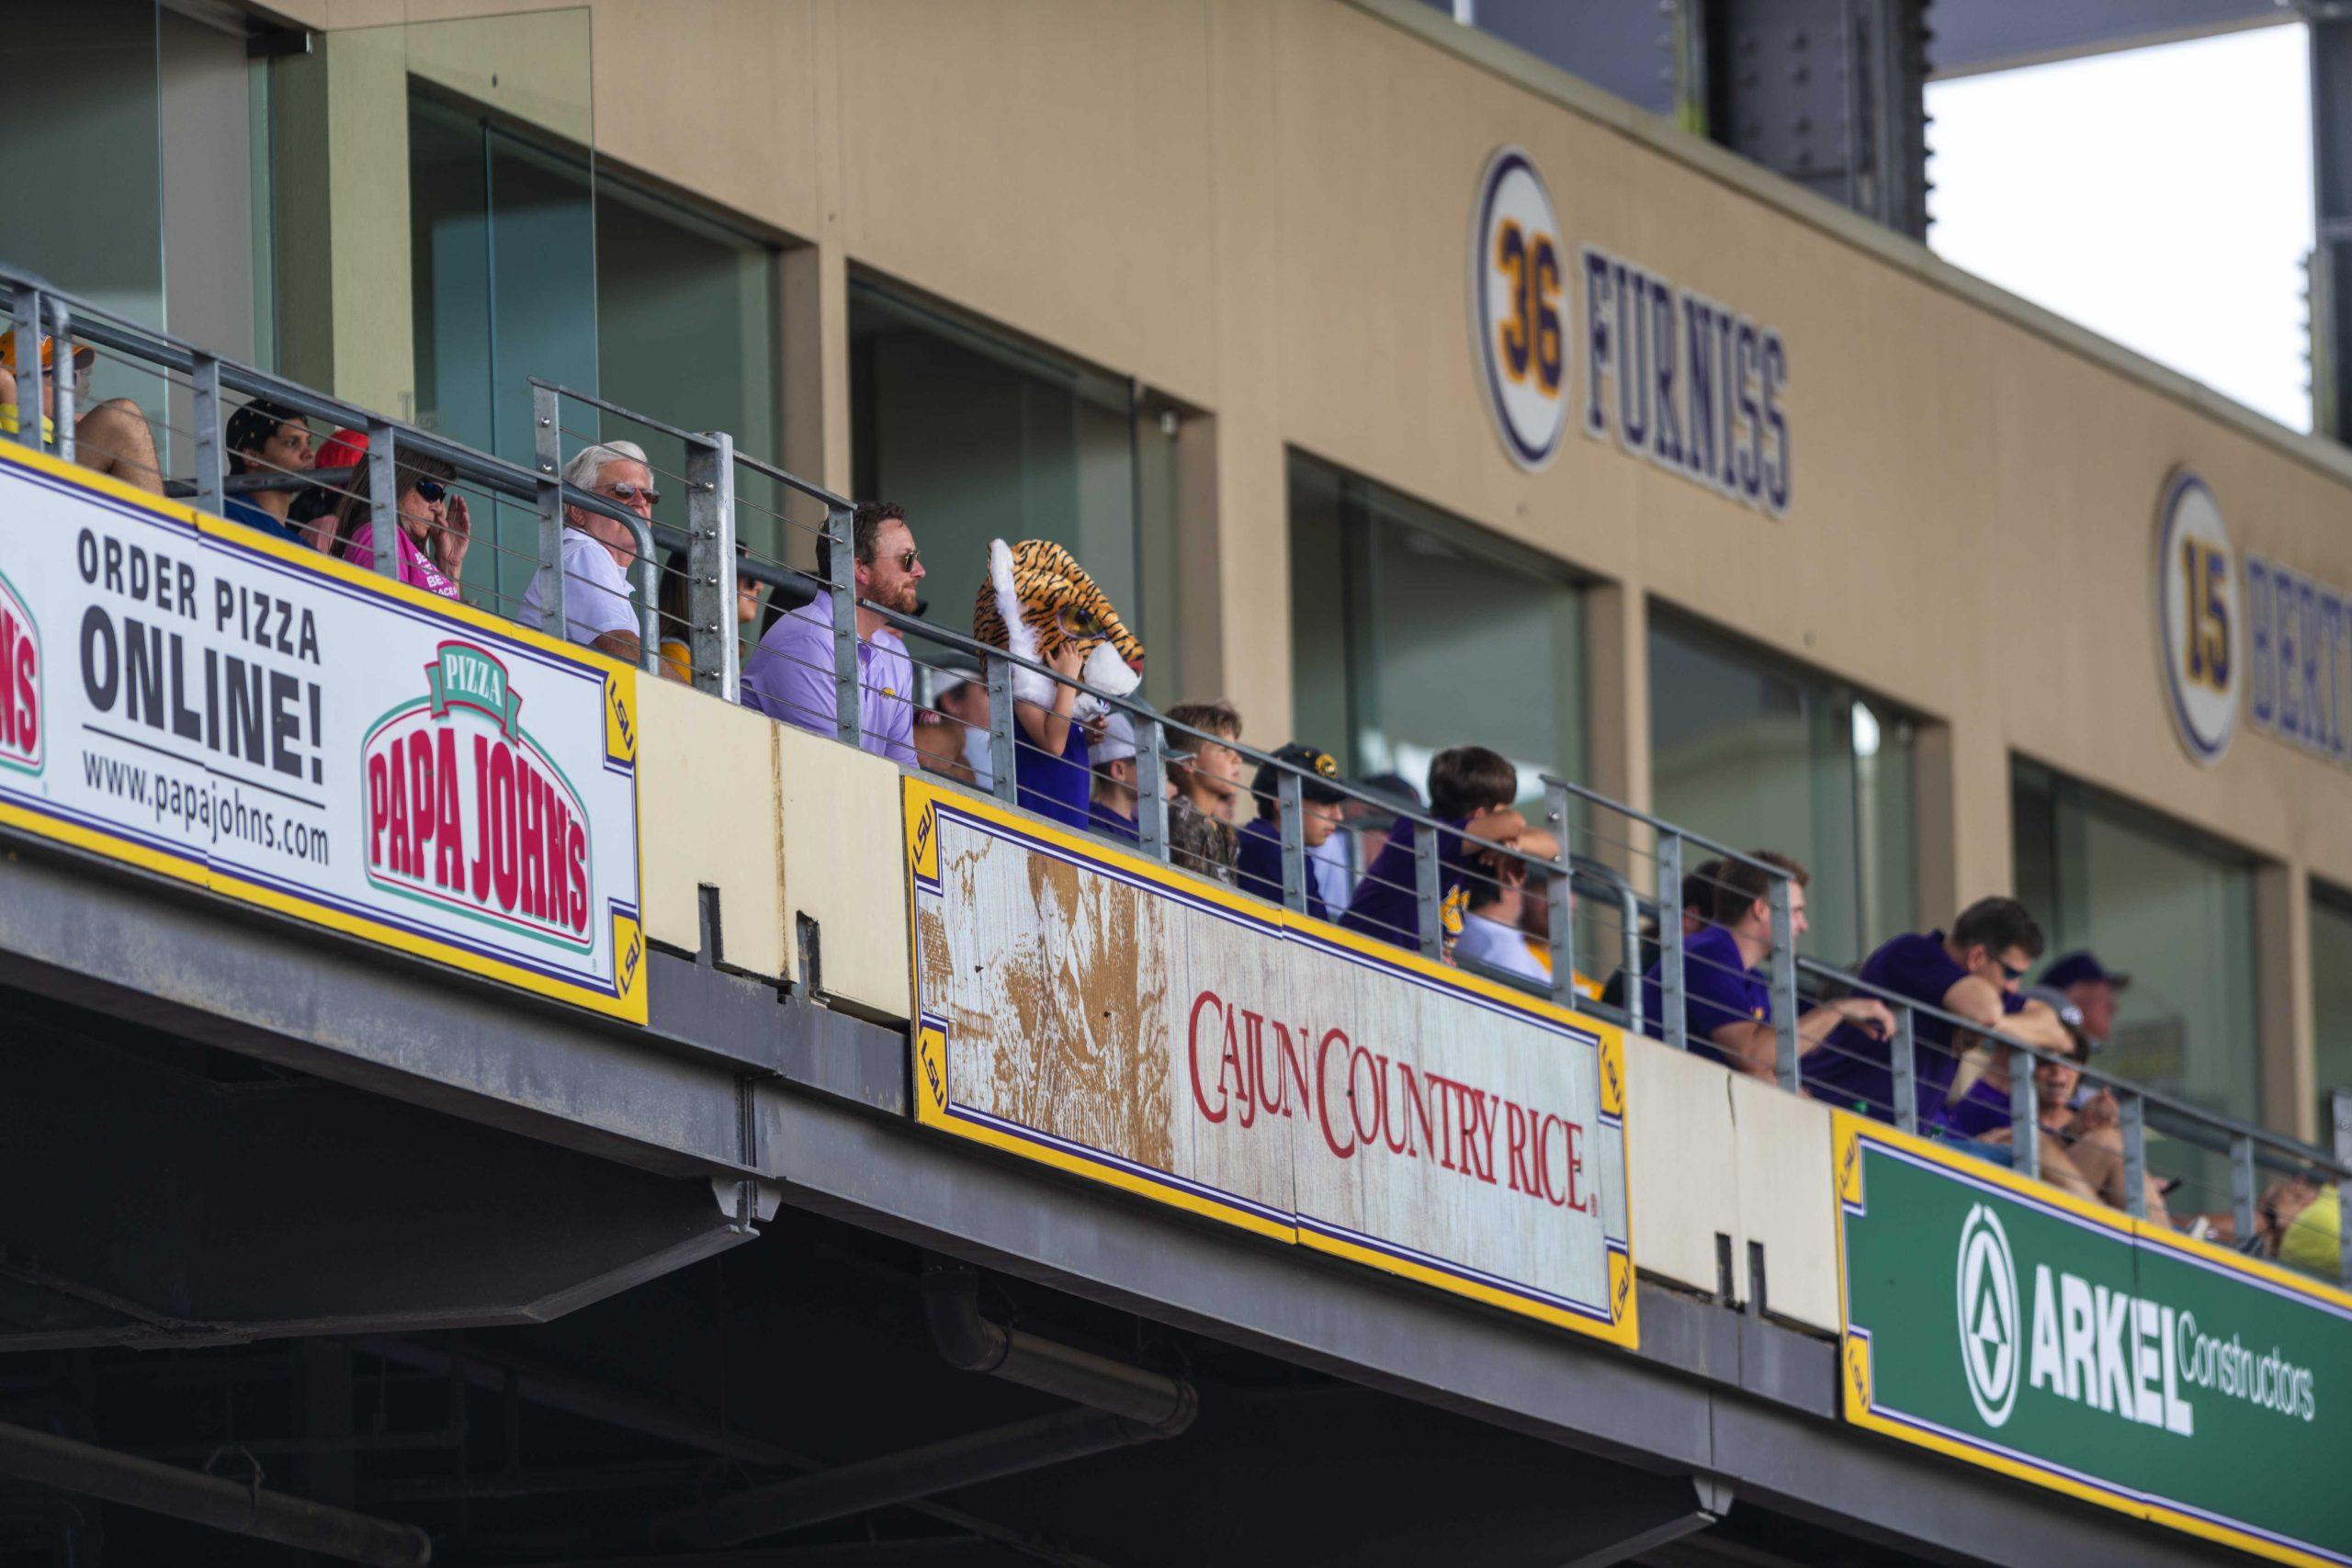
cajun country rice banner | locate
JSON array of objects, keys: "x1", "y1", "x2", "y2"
[
  {"x1": 903, "y1": 775, "x2": 1634, "y2": 1346},
  {"x1": 0, "y1": 441, "x2": 646, "y2": 1021}
]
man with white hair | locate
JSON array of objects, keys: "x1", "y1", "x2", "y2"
[{"x1": 519, "y1": 440, "x2": 655, "y2": 663}]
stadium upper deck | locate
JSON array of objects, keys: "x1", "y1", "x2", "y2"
[{"x1": 5, "y1": 1, "x2": 2352, "y2": 1562}]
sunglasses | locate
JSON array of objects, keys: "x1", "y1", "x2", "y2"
[
  {"x1": 602, "y1": 480, "x2": 661, "y2": 507},
  {"x1": 413, "y1": 479, "x2": 447, "y2": 504},
  {"x1": 893, "y1": 548, "x2": 921, "y2": 570},
  {"x1": 1996, "y1": 958, "x2": 2029, "y2": 982}
]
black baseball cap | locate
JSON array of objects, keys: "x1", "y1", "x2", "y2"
[
  {"x1": 2041, "y1": 951, "x2": 2131, "y2": 991},
  {"x1": 1252, "y1": 743, "x2": 1347, "y2": 811}
]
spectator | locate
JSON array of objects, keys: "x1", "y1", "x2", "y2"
[
  {"x1": 1088, "y1": 712, "x2": 1143, "y2": 843},
  {"x1": 220, "y1": 400, "x2": 314, "y2": 542},
  {"x1": 1165, "y1": 700, "x2": 1244, "y2": 884},
  {"x1": 1234, "y1": 743, "x2": 1346, "y2": 919},
  {"x1": 290, "y1": 428, "x2": 368, "y2": 552},
  {"x1": 1340, "y1": 746, "x2": 1551, "y2": 953},
  {"x1": 1007, "y1": 643, "x2": 1100, "y2": 831},
  {"x1": 330, "y1": 452, "x2": 469, "y2": 600},
  {"x1": 741, "y1": 502, "x2": 921, "y2": 765},
  {"x1": 1811, "y1": 897, "x2": 2074, "y2": 1130},
  {"x1": 519, "y1": 440, "x2": 656, "y2": 663},
  {"x1": 2263, "y1": 1173, "x2": 2342, "y2": 1278},
  {"x1": 1600, "y1": 857, "x2": 1722, "y2": 1014},
  {"x1": 1455, "y1": 855, "x2": 1544, "y2": 986},
  {"x1": 930, "y1": 662, "x2": 995, "y2": 792},
  {"x1": 0, "y1": 333, "x2": 164, "y2": 494},
  {"x1": 1973, "y1": 990, "x2": 2174, "y2": 1222},
  {"x1": 655, "y1": 547, "x2": 763, "y2": 685},
  {"x1": 2040, "y1": 950, "x2": 2130, "y2": 1050},
  {"x1": 1509, "y1": 866, "x2": 1603, "y2": 999},
  {"x1": 1638, "y1": 851, "x2": 1892, "y2": 1077},
  {"x1": 1319, "y1": 773, "x2": 1415, "y2": 913},
  {"x1": 912, "y1": 706, "x2": 975, "y2": 784}
]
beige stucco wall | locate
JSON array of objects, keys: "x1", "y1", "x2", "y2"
[{"x1": 266, "y1": 0, "x2": 2352, "y2": 1132}]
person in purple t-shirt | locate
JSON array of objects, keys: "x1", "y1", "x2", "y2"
[
  {"x1": 1810, "y1": 897, "x2": 2075, "y2": 1129},
  {"x1": 741, "y1": 502, "x2": 922, "y2": 767},
  {"x1": 1641, "y1": 851, "x2": 1891, "y2": 1075},
  {"x1": 1340, "y1": 746, "x2": 1554, "y2": 953}
]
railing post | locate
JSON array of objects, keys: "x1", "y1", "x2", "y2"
[
  {"x1": 1892, "y1": 1001, "x2": 1917, "y2": 1134},
  {"x1": 2335, "y1": 1088, "x2": 2352, "y2": 1284},
  {"x1": 2231, "y1": 1134, "x2": 2257, "y2": 1246},
  {"x1": 533, "y1": 384, "x2": 568, "y2": 640},
  {"x1": 366, "y1": 419, "x2": 399, "y2": 579},
  {"x1": 1657, "y1": 830, "x2": 1686, "y2": 1049},
  {"x1": 1414, "y1": 819, "x2": 1443, "y2": 962},
  {"x1": 12, "y1": 285, "x2": 47, "y2": 455},
  {"x1": 2008, "y1": 1047, "x2": 2040, "y2": 1181},
  {"x1": 190, "y1": 354, "x2": 225, "y2": 520},
  {"x1": 985, "y1": 658, "x2": 1017, "y2": 807},
  {"x1": 684, "y1": 429, "x2": 739, "y2": 698},
  {"x1": 1278, "y1": 769, "x2": 1306, "y2": 914},
  {"x1": 2121, "y1": 1092, "x2": 2148, "y2": 1219},
  {"x1": 1545, "y1": 779, "x2": 1576, "y2": 1010},
  {"x1": 1135, "y1": 713, "x2": 1170, "y2": 863},
  {"x1": 631, "y1": 519, "x2": 661, "y2": 673},
  {"x1": 826, "y1": 504, "x2": 862, "y2": 749},
  {"x1": 1615, "y1": 880, "x2": 1644, "y2": 1037},
  {"x1": 47, "y1": 299, "x2": 71, "y2": 465},
  {"x1": 1767, "y1": 871, "x2": 1800, "y2": 1093}
]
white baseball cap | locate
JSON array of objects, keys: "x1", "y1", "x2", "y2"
[{"x1": 1096, "y1": 711, "x2": 1137, "y2": 765}]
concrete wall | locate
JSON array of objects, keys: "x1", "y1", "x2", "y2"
[
  {"x1": 1624, "y1": 1037, "x2": 1838, "y2": 1334},
  {"x1": 636, "y1": 677, "x2": 911, "y2": 1021}
]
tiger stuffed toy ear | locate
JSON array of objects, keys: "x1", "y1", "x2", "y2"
[{"x1": 973, "y1": 539, "x2": 1144, "y2": 718}]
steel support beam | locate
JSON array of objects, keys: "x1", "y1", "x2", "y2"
[
  {"x1": 0, "y1": 1418, "x2": 431, "y2": 1567},
  {"x1": 2314, "y1": 11, "x2": 2352, "y2": 440},
  {"x1": 1704, "y1": 0, "x2": 1932, "y2": 239}
]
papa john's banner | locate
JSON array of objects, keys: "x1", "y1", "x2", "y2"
[
  {"x1": 1835, "y1": 1113, "x2": 2352, "y2": 1566},
  {"x1": 902, "y1": 775, "x2": 1635, "y2": 1346},
  {"x1": 0, "y1": 440, "x2": 646, "y2": 1021}
]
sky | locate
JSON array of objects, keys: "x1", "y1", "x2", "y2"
[{"x1": 1926, "y1": 23, "x2": 2315, "y2": 433}]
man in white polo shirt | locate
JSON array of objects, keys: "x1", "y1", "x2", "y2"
[{"x1": 519, "y1": 440, "x2": 652, "y2": 663}]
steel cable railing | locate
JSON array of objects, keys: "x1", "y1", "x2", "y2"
[{"x1": 9, "y1": 258, "x2": 2350, "y2": 1284}]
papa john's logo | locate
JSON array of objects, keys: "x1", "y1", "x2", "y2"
[
  {"x1": 1471, "y1": 147, "x2": 1568, "y2": 471},
  {"x1": 363, "y1": 641, "x2": 594, "y2": 953},
  {"x1": 1957, "y1": 1203, "x2": 2021, "y2": 1428},
  {"x1": 0, "y1": 568, "x2": 41, "y2": 776}
]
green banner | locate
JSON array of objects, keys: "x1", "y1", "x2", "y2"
[{"x1": 1834, "y1": 1113, "x2": 2352, "y2": 1567}]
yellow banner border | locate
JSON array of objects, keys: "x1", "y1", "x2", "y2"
[
  {"x1": 1832, "y1": 1111, "x2": 2350, "y2": 1568},
  {"x1": 903, "y1": 772, "x2": 1636, "y2": 1350},
  {"x1": 0, "y1": 438, "x2": 648, "y2": 1024}
]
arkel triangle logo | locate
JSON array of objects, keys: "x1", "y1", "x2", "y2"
[{"x1": 1957, "y1": 1202, "x2": 2021, "y2": 1428}]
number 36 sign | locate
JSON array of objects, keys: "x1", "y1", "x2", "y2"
[{"x1": 1471, "y1": 147, "x2": 1567, "y2": 470}]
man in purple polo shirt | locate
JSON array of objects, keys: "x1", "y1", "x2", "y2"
[
  {"x1": 1641, "y1": 851, "x2": 1891, "y2": 1075},
  {"x1": 1811, "y1": 897, "x2": 2074, "y2": 1128},
  {"x1": 741, "y1": 502, "x2": 922, "y2": 767}
]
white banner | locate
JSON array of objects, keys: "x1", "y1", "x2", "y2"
[
  {"x1": 905, "y1": 778, "x2": 1634, "y2": 1344},
  {"x1": 0, "y1": 443, "x2": 646, "y2": 1021}
]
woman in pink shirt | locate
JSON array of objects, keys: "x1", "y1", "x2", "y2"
[{"x1": 329, "y1": 451, "x2": 471, "y2": 599}]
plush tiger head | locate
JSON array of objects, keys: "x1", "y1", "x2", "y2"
[{"x1": 973, "y1": 539, "x2": 1144, "y2": 717}]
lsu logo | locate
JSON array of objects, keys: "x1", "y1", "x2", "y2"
[
  {"x1": 363, "y1": 641, "x2": 595, "y2": 952},
  {"x1": 0, "y1": 569, "x2": 40, "y2": 775},
  {"x1": 1471, "y1": 147, "x2": 1567, "y2": 470},
  {"x1": 2155, "y1": 470, "x2": 2240, "y2": 764}
]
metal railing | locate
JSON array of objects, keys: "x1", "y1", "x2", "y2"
[{"x1": 7, "y1": 260, "x2": 2348, "y2": 1284}]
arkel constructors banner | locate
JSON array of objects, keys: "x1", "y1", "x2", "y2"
[
  {"x1": 903, "y1": 776, "x2": 1634, "y2": 1345},
  {"x1": 1836, "y1": 1113, "x2": 2352, "y2": 1566},
  {"x1": 0, "y1": 441, "x2": 646, "y2": 1021}
]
